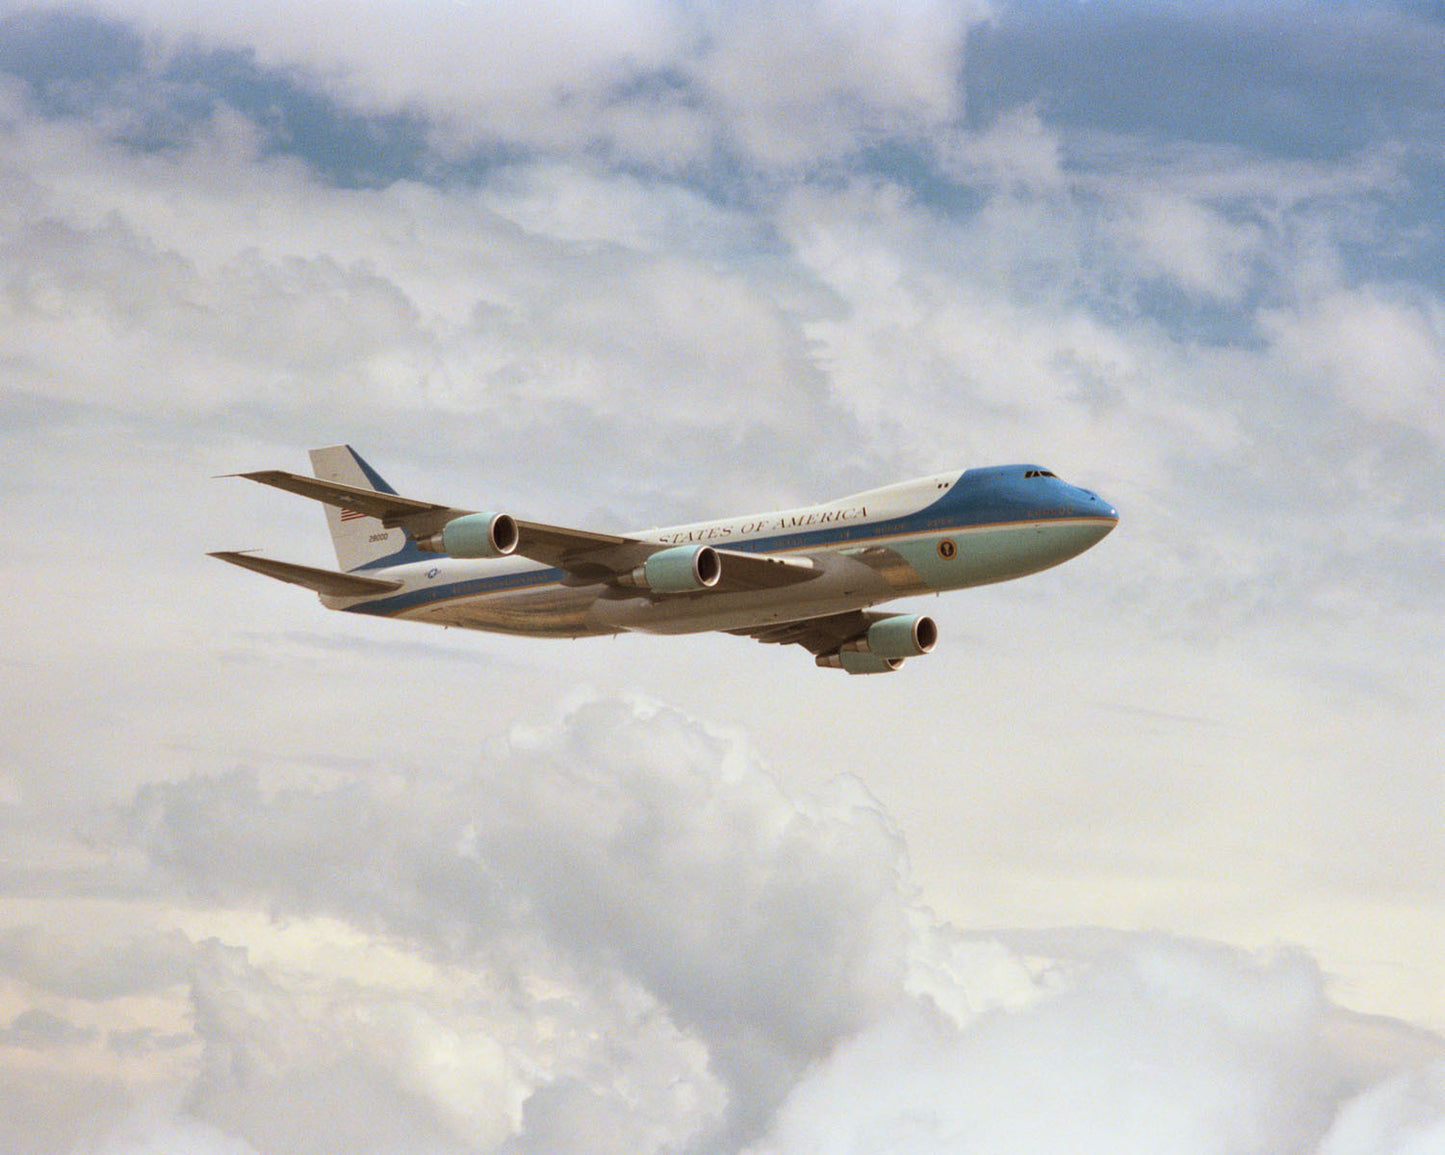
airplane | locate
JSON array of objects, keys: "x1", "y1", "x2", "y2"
[{"x1": 210, "y1": 446, "x2": 1118, "y2": 674}]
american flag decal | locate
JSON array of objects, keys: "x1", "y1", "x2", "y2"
[{"x1": 339, "y1": 507, "x2": 366, "y2": 522}]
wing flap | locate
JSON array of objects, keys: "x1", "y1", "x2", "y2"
[
  {"x1": 513, "y1": 521, "x2": 644, "y2": 572},
  {"x1": 713, "y1": 550, "x2": 819, "y2": 591},
  {"x1": 729, "y1": 609, "x2": 877, "y2": 655},
  {"x1": 208, "y1": 551, "x2": 403, "y2": 597}
]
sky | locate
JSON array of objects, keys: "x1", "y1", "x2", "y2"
[{"x1": 0, "y1": 0, "x2": 1443, "y2": 1151}]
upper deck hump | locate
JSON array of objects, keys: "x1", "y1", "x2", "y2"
[{"x1": 633, "y1": 470, "x2": 966, "y2": 548}]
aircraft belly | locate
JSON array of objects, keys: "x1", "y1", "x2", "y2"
[
  {"x1": 586, "y1": 554, "x2": 899, "y2": 636},
  {"x1": 403, "y1": 584, "x2": 608, "y2": 638}
]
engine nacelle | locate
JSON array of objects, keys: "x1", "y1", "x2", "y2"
[
  {"x1": 843, "y1": 614, "x2": 938, "y2": 659},
  {"x1": 816, "y1": 651, "x2": 905, "y2": 674},
  {"x1": 622, "y1": 545, "x2": 722, "y2": 592},
  {"x1": 418, "y1": 512, "x2": 519, "y2": 558}
]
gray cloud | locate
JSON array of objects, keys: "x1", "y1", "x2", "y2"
[
  {"x1": 112, "y1": 694, "x2": 912, "y2": 1147},
  {"x1": 0, "y1": 923, "x2": 191, "y2": 999},
  {"x1": 0, "y1": 1006, "x2": 96, "y2": 1049},
  {"x1": 107, "y1": 1027, "x2": 192, "y2": 1056}
]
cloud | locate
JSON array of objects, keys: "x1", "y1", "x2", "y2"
[
  {"x1": 0, "y1": 74, "x2": 881, "y2": 519},
  {"x1": 5, "y1": 1, "x2": 1440, "y2": 525},
  {"x1": 1261, "y1": 285, "x2": 1445, "y2": 436},
  {"x1": 749, "y1": 937, "x2": 1362, "y2": 1155},
  {"x1": 5, "y1": 0, "x2": 988, "y2": 182},
  {"x1": 1318, "y1": 1064, "x2": 1445, "y2": 1155},
  {"x1": 108, "y1": 693, "x2": 912, "y2": 1148},
  {"x1": 0, "y1": 1006, "x2": 97, "y2": 1049},
  {"x1": 182, "y1": 940, "x2": 474, "y2": 1155},
  {"x1": 687, "y1": 0, "x2": 984, "y2": 169},
  {"x1": 0, "y1": 922, "x2": 191, "y2": 999},
  {"x1": 10, "y1": 694, "x2": 1409, "y2": 1153},
  {"x1": 89, "y1": 1114, "x2": 264, "y2": 1155}
]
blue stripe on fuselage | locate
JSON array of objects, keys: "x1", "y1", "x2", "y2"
[{"x1": 345, "y1": 564, "x2": 570, "y2": 616}]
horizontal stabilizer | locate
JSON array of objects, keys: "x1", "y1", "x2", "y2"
[{"x1": 208, "y1": 551, "x2": 403, "y2": 597}]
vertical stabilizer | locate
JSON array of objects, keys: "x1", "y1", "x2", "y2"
[{"x1": 308, "y1": 445, "x2": 410, "y2": 571}]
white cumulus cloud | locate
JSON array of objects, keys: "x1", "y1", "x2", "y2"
[{"x1": 0, "y1": 693, "x2": 1417, "y2": 1154}]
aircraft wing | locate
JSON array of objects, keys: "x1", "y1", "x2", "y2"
[
  {"x1": 506, "y1": 521, "x2": 644, "y2": 579},
  {"x1": 729, "y1": 609, "x2": 886, "y2": 655},
  {"x1": 517, "y1": 524, "x2": 818, "y2": 591},
  {"x1": 231, "y1": 469, "x2": 818, "y2": 592},
  {"x1": 208, "y1": 551, "x2": 404, "y2": 596}
]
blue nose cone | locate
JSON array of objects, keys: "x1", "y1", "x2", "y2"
[{"x1": 1070, "y1": 485, "x2": 1119, "y2": 524}]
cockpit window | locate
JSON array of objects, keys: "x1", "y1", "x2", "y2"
[{"x1": 1023, "y1": 469, "x2": 1057, "y2": 479}]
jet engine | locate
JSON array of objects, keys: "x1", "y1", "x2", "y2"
[
  {"x1": 816, "y1": 613, "x2": 938, "y2": 673},
  {"x1": 844, "y1": 613, "x2": 937, "y2": 659},
  {"x1": 417, "y1": 512, "x2": 519, "y2": 558},
  {"x1": 619, "y1": 545, "x2": 722, "y2": 592}
]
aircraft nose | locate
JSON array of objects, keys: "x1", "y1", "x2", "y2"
[{"x1": 1070, "y1": 485, "x2": 1119, "y2": 526}]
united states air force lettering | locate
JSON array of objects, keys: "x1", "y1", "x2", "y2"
[{"x1": 654, "y1": 506, "x2": 868, "y2": 546}]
